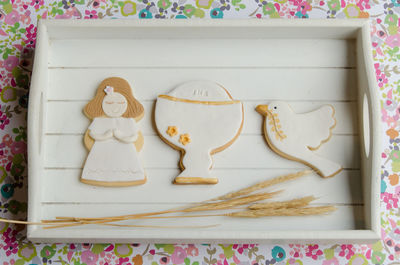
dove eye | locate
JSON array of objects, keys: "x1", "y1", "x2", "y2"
[{"x1": 274, "y1": 106, "x2": 277, "y2": 109}]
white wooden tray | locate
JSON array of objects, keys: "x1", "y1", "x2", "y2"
[{"x1": 27, "y1": 19, "x2": 380, "y2": 243}]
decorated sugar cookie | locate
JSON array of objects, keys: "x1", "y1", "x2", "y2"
[
  {"x1": 81, "y1": 77, "x2": 146, "y2": 187},
  {"x1": 155, "y1": 81, "x2": 244, "y2": 184},
  {"x1": 256, "y1": 101, "x2": 342, "y2": 178}
]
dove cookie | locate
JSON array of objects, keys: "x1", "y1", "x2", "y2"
[
  {"x1": 256, "y1": 101, "x2": 342, "y2": 178},
  {"x1": 155, "y1": 81, "x2": 244, "y2": 184},
  {"x1": 81, "y1": 77, "x2": 146, "y2": 187}
]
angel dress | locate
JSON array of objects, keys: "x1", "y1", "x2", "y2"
[{"x1": 81, "y1": 117, "x2": 146, "y2": 186}]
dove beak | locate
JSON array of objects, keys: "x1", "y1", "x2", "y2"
[{"x1": 256, "y1": 105, "x2": 270, "y2": 116}]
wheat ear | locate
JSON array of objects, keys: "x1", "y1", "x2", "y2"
[
  {"x1": 183, "y1": 191, "x2": 282, "y2": 212},
  {"x1": 249, "y1": 196, "x2": 316, "y2": 209},
  {"x1": 226, "y1": 206, "x2": 337, "y2": 218},
  {"x1": 209, "y1": 169, "x2": 312, "y2": 201}
]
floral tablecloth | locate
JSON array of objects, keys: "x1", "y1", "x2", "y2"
[{"x1": 0, "y1": 0, "x2": 399, "y2": 264}]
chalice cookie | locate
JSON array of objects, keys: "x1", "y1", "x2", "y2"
[
  {"x1": 81, "y1": 77, "x2": 146, "y2": 187},
  {"x1": 155, "y1": 81, "x2": 244, "y2": 184},
  {"x1": 256, "y1": 101, "x2": 342, "y2": 178}
]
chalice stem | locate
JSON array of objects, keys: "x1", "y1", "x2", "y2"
[{"x1": 174, "y1": 149, "x2": 218, "y2": 184}]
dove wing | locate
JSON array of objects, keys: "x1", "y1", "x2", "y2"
[{"x1": 297, "y1": 105, "x2": 336, "y2": 150}]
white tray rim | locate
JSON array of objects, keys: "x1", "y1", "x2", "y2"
[{"x1": 27, "y1": 19, "x2": 381, "y2": 243}]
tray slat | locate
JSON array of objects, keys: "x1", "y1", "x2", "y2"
[
  {"x1": 48, "y1": 39, "x2": 356, "y2": 68},
  {"x1": 46, "y1": 101, "x2": 358, "y2": 135},
  {"x1": 42, "y1": 168, "x2": 362, "y2": 204},
  {"x1": 48, "y1": 68, "x2": 357, "y2": 101},
  {"x1": 44, "y1": 135, "x2": 359, "y2": 169}
]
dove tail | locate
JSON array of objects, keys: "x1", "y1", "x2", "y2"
[{"x1": 299, "y1": 151, "x2": 343, "y2": 178}]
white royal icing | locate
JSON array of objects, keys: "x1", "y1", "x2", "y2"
[
  {"x1": 155, "y1": 81, "x2": 243, "y2": 181},
  {"x1": 258, "y1": 101, "x2": 342, "y2": 178},
  {"x1": 102, "y1": 92, "x2": 128, "y2": 118},
  {"x1": 81, "y1": 117, "x2": 145, "y2": 183},
  {"x1": 168, "y1": 80, "x2": 232, "y2": 101}
]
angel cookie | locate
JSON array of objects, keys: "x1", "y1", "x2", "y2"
[
  {"x1": 256, "y1": 101, "x2": 342, "y2": 178},
  {"x1": 81, "y1": 77, "x2": 146, "y2": 187},
  {"x1": 155, "y1": 81, "x2": 244, "y2": 184}
]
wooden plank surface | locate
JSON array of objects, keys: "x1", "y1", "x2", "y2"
[
  {"x1": 48, "y1": 39, "x2": 356, "y2": 68},
  {"x1": 42, "y1": 169, "x2": 362, "y2": 204},
  {"x1": 36, "y1": 31, "x2": 366, "y2": 240},
  {"x1": 48, "y1": 68, "x2": 357, "y2": 101},
  {"x1": 44, "y1": 135, "x2": 359, "y2": 169},
  {"x1": 46, "y1": 101, "x2": 358, "y2": 135}
]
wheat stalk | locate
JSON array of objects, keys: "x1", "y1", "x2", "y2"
[
  {"x1": 0, "y1": 170, "x2": 333, "y2": 229},
  {"x1": 183, "y1": 191, "x2": 282, "y2": 212},
  {"x1": 43, "y1": 191, "x2": 282, "y2": 229},
  {"x1": 209, "y1": 169, "x2": 312, "y2": 201},
  {"x1": 45, "y1": 206, "x2": 336, "y2": 229},
  {"x1": 99, "y1": 223, "x2": 220, "y2": 229},
  {"x1": 44, "y1": 221, "x2": 220, "y2": 229},
  {"x1": 42, "y1": 170, "x2": 309, "y2": 225},
  {"x1": 46, "y1": 191, "x2": 282, "y2": 225},
  {"x1": 0, "y1": 218, "x2": 76, "y2": 226},
  {"x1": 48, "y1": 208, "x2": 180, "y2": 222},
  {"x1": 226, "y1": 206, "x2": 336, "y2": 218},
  {"x1": 249, "y1": 196, "x2": 316, "y2": 209}
]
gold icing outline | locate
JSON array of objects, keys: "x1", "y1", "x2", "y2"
[
  {"x1": 256, "y1": 104, "x2": 342, "y2": 178},
  {"x1": 158, "y1": 94, "x2": 241, "y2": 105},
  {"x1": 155, "y1": 85, "x2": 244, "y2": 185},
  {"x1": 261, "y1": 119, "x2": 342, "y2": 178},
  {"x1": 80, "y1": 176, "x2": 147, "y2": 187},
  {"x1": 174, "y1": 177, "x2": 218, "y2": 185},
  {"x1": 306, "y1": 104, "x2": 337, "y2": 151}
]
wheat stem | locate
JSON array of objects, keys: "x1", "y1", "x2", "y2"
[
  {"x1": 44, "y1": 223, "x2": 220, "y2": 229},
  {"x1": 249, "y1": 196, "x2": 316, "y2": 209}
]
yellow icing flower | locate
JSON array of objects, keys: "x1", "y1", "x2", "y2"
[
  {"x1": 179, "y1": 134, "x2": 191, "y2": 146},
  {"x1": 166, "y1": 126, "x2": 178, "y2": 137}
]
